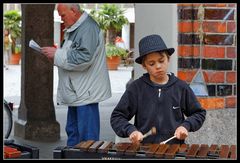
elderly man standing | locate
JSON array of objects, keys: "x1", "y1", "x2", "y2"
[{"x1": 41, "y1": 3, "x2": 112, "y2": 147}]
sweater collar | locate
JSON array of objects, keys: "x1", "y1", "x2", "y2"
[{"x1": 142, "y1": 72, "x2": 177, "y2": 88}]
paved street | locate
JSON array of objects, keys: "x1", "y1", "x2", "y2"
[{"x1": 3, "y1": 64, "x2": 133, "y2": 159}]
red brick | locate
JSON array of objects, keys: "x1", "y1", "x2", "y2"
[
  {"x1": 203, "y1": 21, "x2": 226, "y2": 33},
  {"x1": 215, "y1": 4, "x2": 227, "y2": 7},
  {"x1": 203, "y1": 46, "x2": 225, "y2": 58},
  {"x1": 226, "y1": 71, "x2": 236, "y2": 83},
  {"x1": 227, "y1": 22, "x2": 236, "y2": 33},
  {"x1": 204, "y1": 35, "x2": 233, "y2": 45},
  {"x1": 228, "y1": 4, "x2": 236, "y2": 7},
  {"x1": 225, "y1": 96, "x2": 236, "y2": 108},
  {"x1": 178, "y1": 22, "x2": 199, "y2": 33},
  {"x1": 178, "y1": 71, "x2": 186, "y2": 81},
  {"x1": 178, "y1": 45, "x2": 200, "y2": 57},
  {"x1": 202, "y1": 71, "x2": 224, "y2": 83},
  {"x1": 204, "y1": 3, "x2": 227, "y2": 7},
  {"x1": 178, "y1": 22, "x2": 192, "y2": 33},
  {"x1": 226, "y1": 47, "x2": 236, "y2": 58},
  {"x1": 197, "y1": 97, "x2": 224, "y2": 110},
  {"x1": 178, "y1": 70, "x2": 197, "y2": 83},
  {"x1": 178, "y1": 4, "x2": 201, "y2": 7},
  {"x1": 205, "y1": 9, "x2": 234, "y2": 20},
  {"x1": 177, "y1": 4, "x2": 191, "y2": 7}
]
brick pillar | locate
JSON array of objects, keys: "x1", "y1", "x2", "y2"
[
  {"x1": 177, "y1": 3, "x2": 236, "y2": 110},
  {"x1": 177, "y1": 3, "x2": 236, "y2": 145},
  {"x1": 14, "y1": 4, "x2": 60, "y2": 141}
]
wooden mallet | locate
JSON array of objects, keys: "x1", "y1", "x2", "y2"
[
  {"x1": 142, "y1": 127, "x2": 157, "y2": 139},
  {"x1": 160, "y1": 135, "x2": 177, "y2": 144}
]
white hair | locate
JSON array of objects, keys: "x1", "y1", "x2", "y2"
[{"x1": 55, "y1": 3, "x2": 81, "y2": 12}]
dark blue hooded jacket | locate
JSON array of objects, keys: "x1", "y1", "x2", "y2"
[{"x1": 110, "y1": 72, "x2": 206, "y2": 144}]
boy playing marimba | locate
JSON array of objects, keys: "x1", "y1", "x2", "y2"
[{"x1": 110, "y1": 34, "x2": 206, "y2": 144}]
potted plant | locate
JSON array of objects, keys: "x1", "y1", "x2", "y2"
[
  {"x1": 4, "y1": 10, "x2": 22, "y2": 64},
  {"x1": 89, "y1": 4, "x2": 129, "y2": 69},
  {"x1": 105, "y1": 43, "x2": 128, "y2": 70},
  {"x1": 10, "y1": 44, "x2": 21, "y2": 65},
  {"x1": 90, "y1": 4, "x2": 129, "y2": 44}
]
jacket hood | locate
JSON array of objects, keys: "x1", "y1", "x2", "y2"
[{"x1": 140, "y1": 72, "x2": 178, "y2": 88}]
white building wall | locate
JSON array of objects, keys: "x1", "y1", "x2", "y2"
[
  {"x1": 133, "y1": 3, "x2": 178, "y2": 79},
  {"x1": 54, "y1": 10, "x2": 62, "y2": 47},
  {"x1": 122, "y1": 24, "x2": 130, "y2": 50}
]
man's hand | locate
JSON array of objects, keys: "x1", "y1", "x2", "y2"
[
  {"x1": 174, "y1": 126, "x2": 188, "y2": 140},
  {"x1": 41, "y1": 47, "x2": 57, "y2": 63},
  {"x1": 129, "y1": 131, "x2": 143, "y2": 144}
]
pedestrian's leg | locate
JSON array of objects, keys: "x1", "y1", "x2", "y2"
[
  {"x1": 65, "y1": 106, "x2": 79, "y2": 147},
  {"x1": 76, "y1": 103, "x2": 100, "y2": 141},
  {"x1": 4, "y1": 51, "x2": 8, "y2": 70},
  {"x1": 7, "y1": 49, "x2": 11, "y2": 65},
  {"x1": 86, "y1": 103, "x2": 100, "y2": 140}
]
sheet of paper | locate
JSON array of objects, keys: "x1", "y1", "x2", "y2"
[{"x1": 29, "y1": 39, "x2": 42, "y2": 53}]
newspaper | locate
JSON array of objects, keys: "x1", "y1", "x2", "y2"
[{"x1": 29, "y1": 39, "x2": 42, "y2": 53}]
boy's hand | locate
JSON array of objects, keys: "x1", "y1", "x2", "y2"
[
  {"x1": 129, "y1": 131, "x2": 143, "y2": 144},
  {"x1": 174, "y1": 126, "x2": 188, "y2": 140}
]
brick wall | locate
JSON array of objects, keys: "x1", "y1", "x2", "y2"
[{"x1": 177, "y1": 3, "x2": 236, "y2": 110}]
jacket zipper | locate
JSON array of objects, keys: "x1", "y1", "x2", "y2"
[{"x1": 158, "y1": 88, "x2": 161, "y2": 98}]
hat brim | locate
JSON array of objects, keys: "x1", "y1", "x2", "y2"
[{"x1": 135, "y1": 48, "x2": 175, "y2": 64}]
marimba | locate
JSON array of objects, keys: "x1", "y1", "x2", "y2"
[{"x1": 53, "y1": 140, "x2": 236, "y2": 159}]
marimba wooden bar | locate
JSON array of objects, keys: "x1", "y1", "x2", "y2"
[
  {"x1": 97, "y1": 141, "x2": 113, "y2": 154},
  {"x1": 53, "y1": 140, "x2": 237, "y2": 159}
]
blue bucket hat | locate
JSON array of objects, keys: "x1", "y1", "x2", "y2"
[{"x1": 135, "y1": 34, "x2": 175, "y2": 64}]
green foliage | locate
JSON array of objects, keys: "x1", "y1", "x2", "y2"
[
  {"x1": 90, "y1": 4, "x2": 129, "y2": 32},
  {"x1": 4, "y1": 10, "x2": 21, "y2": 40},
  {"x1": 90, "y1": 4, "x2": 129, "y2": 48},
  {"x1": 4, "y1": 10, "x2": 21, "y2": 54},
  {"x1": 105, "y1": 43, "x2": 128, "y2": 58},
  {"x1": 15, "y1": 44, "x2": 21, "y2": 54}
]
